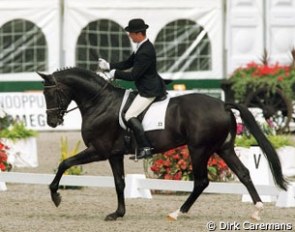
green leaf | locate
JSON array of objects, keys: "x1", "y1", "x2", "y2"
[
  {"x1": 0, "y1": 122, "x2": 37, "y2": 140},
  {"x1": 235, "y1": 134, "x2": 293, "y2": 149}
]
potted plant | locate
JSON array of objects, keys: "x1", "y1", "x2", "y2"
[
  {"x1": 235, "y1": 134, "x2": 293, "y2": 149},
  {"x1": 225, "y1": 49, "x2": 295, "y2": 102},
  {"x1": 144, "y1": 145, "x2": 235, "y2": 184},
  {"x1": 234, "y1": 109, "x2": 295, "y2": 179},
  {"x1": 0, "y1": 141, "x2": 12, "y2": 172},
  {"x1": 234, "y1": 108, "x2": 294, "y2": 148},
  {"x1": 221, "y1": 50, "x2": 295, "y2": 133},
  {"x1": 0, "y1": 108, "x2": 13, "y2": 130},
  {"x1": 229, "y1": 61, "x2": 295, "y2": 102},
  {"x1": 0, "y1": 140, "x2": 12, "y2": 191},
  {"x1": 0, "y1": 108, "x2": 38, "y2": 167},
  {"x1": 144, "y1": 145, "x2": 193, "y2": 181},
  {"x1": 0, "y1": 122, "x2": 37, "y2": 141}
]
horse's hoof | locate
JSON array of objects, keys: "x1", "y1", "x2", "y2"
[
  {"x1": 167, "y1": 209, "x2": 180, "y2": 221},
  {"x1": 104, "y1": 212, "x2": 123, "y2": 221},
  {"x1": 167, "y1": 215, "x2": 177, "y2": 221},
  {"x1": 51, "y1": 192, "x2": 62, "y2": 207}
]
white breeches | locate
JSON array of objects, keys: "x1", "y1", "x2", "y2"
[{"x1": 125, "y1": 94, "x2": 155, "y2": 121}]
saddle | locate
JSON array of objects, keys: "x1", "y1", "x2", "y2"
[
  {"x1": 119, "y1": 90, "x2": 170, "y2": 149},
  {"x1": 119, "y1": 90, "x2": 169, "y2": 131}
]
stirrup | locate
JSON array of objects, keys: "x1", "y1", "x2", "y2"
[{"x1": 130, "y1": 147, "x2": 153, "y2": 161}]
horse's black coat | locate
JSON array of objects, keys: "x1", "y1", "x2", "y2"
[{"x1": 38, "y1": 68, "x2": 287, "y2": 221}]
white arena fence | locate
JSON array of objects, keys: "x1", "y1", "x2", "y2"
[{"x1": 0, "y1": 172, "x2": 294, "y2": 208}]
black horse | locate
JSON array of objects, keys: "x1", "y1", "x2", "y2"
[{"x1": 37, "y1": 67, "x2": 287, "y2": 221}]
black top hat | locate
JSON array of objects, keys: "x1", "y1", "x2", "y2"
[{"x1": 125, "y1": 18, "x2": 149, "y2": 32}]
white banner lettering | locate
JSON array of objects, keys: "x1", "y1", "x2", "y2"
[{"x1": 0, "y1": 92, "x2": 81, "y2": 131}]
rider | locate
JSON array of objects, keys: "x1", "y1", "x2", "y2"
[{"x1": 98, "y1": 18, "x2": 167, "y2": 160}]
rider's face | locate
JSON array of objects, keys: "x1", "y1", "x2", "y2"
[{"x1": 128, "y1": 32, "x2": 144, "y2": 43}]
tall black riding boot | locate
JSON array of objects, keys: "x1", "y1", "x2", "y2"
[{"x1": 127, "y1": 117, "x2": 153, "y2": 160}]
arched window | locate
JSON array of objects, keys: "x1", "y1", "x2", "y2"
[
  {"x1": 76, "y1": 19, "x2": 132, "y2": 71},
  {"x1": 155, "y1": 19, "x2": 211, "y2": 73},
  {"x1": 0, "y1": 19, "x2": 47, "y2": 73}
]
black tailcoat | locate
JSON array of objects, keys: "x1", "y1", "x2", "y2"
[{"x1": 110, "y1": 40, "x2": 166, "y2": 98}]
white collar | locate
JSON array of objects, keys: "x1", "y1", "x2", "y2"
[{"x1": 135, "y1": 38, "x2": 148, "y2": 53}]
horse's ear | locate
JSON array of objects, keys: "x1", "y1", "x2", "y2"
[{"x1": 36, "y1": 71, "x2": 50, "y2": 81}]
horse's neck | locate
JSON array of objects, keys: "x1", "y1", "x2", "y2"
[
  {"x1": 57, "y1": 71, "x2": 125, "y2": 115},
  {"x1": 70, "y1": 80, "x2": 124, "y2": 115}
]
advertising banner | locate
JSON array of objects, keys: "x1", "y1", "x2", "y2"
[{"x1": 0, "y1": 92, "x2": 81, "y2": 131}]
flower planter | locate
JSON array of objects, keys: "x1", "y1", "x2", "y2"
[
  {"x1": 236, "y1": 146, "x2": 295, "y2": 178},
  {"x1": 235, "y1": 146, "x2": 275, "y2": 202},
  {"x1": 144, "y1": 146, "x2": 235, "y2": 188},
  {"x1": 223, "y1": 61, "x2": 295, "y2": 133},
  {"x1": 3, "y1": 137, "x2": 38, "y2": 168},
  {"x1": 0, "y1": 170, "x2": 7, "y2": 191},
  {"x1": 235, "y1": 146, "x2": 295, "y2": 202},
  {"x1": 277, "y1": 146, "x2": 295, "y2": 177}
]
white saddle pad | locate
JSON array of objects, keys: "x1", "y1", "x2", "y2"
[{"x1": 119, "y1": 90, "x2": 170, "y2": 131}]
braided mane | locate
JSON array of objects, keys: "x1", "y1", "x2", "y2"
[
  {"x1": 52, "y1": 66, "x2": 109, "y2": 86},
  {"x1": 53, "y1": 67, "x2": 97, "y2": 77}
]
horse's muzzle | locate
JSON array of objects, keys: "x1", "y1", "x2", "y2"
[
  {"x1": 47, "y1": 116, "x2": 64, "y2": 128},
  {"x1": 46, "y1": 108, "x2": 65, "y2": 128},
  {"x1": 47, "y1": 119, "x2": 58, "y2": 128}
]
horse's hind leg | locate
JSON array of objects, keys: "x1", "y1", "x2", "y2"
[
  {"x1": 49, "y1": 145, "x2": 103, "y2": 207},
  {"x1": 105, "y1": 154, "x2": 126, "y2": 221},
  {"x1": 168, "y1": 147, "x2": 209, "y2": 220},
  {"x1": 218, "y1": 147, "x2": 263, "y2": 220}
]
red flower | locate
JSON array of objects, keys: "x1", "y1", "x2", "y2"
[
  {"x1": 164, "y1": 150, "x2": 174, "y2": 157},
  {"x1": 0, "y1": 151, "x2": 8, "y2": 162},
  {"x1": 0, "y1": 141, "x2": 11, "y2": 172},
  {"x1": 0, "y1": 142, "x2": 5, "y2": 150},
  {"x1": 181, "y1": 150, "x2": 190, "y2": 159},
  {"x1": 164, "y1": 174, "x2": 173, "y2": 180},
  {"x1": 165, "y1": 167, "x2": 171, "y2": 174},
  {"x1": 236, "y1": 123, "x2": 244, "y2": 135},
  {"x1": 148, "y1": 145, "x2": 233, "y2": 182},
  {"x1": 173, "y1": 171, "x2": 182, "y2": 180},
  {"x1": 0, "y1": 163, "x2": 6, "y2": 171},
  {"x1": 173, "y1": 154, "x2": 180, "y2": 160},
  {"x1": 150, "y1": 165, "x2": 160, "y2": 173},
  {"x1": 277, "y1": 76, "x2": 284, "y2": 81},
  {"x1": 163, "y1": 160, "x2": 171, "y2": 167}
]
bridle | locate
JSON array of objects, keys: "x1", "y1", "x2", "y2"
[
  {"x1": 43, "y1": 72, "x2": 110, "y2": 125},
  {"x1": 43, "y1": 75, "x2": 74, "y2": 125}
]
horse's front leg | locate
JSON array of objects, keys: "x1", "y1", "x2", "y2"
[
  {"x1": 49, "y1": 145, "x2": 102, "y2": 207},
  {"x1": 105, "y1": 154, "x2": 126, "y2": 221}
]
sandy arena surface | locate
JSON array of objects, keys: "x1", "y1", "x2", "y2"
[{"x1": 0, "y1": 131, "x2": 295, "y2": 232}]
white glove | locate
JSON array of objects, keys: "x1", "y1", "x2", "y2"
[
  {"x1": 98, "y1": 58, "x2": 110, "y2": 71},
  {"x1": 109, "y1": 69, "x2": 116, "y2": 79},
  {"x1": 98, "y1": 69, "x2": 116, "y2": 81}
]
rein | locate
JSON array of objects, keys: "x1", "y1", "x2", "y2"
[{"x1": 65, "y1": 106, "x2": 78, "y2": 114}]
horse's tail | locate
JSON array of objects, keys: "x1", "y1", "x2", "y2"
[{"x1": 225, "y1": 102, "x2": 288, "y2": 191}]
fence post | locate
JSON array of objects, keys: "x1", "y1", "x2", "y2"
[
  {"x1": 276, "y1": 183, "x2": 295, "y2": 207},
  {"x1": 124, "y1": 174, "x2": 152, "y2": 199},
  {"x1": 0, "y1": 170, "x2": 7, "y2": 191}
]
